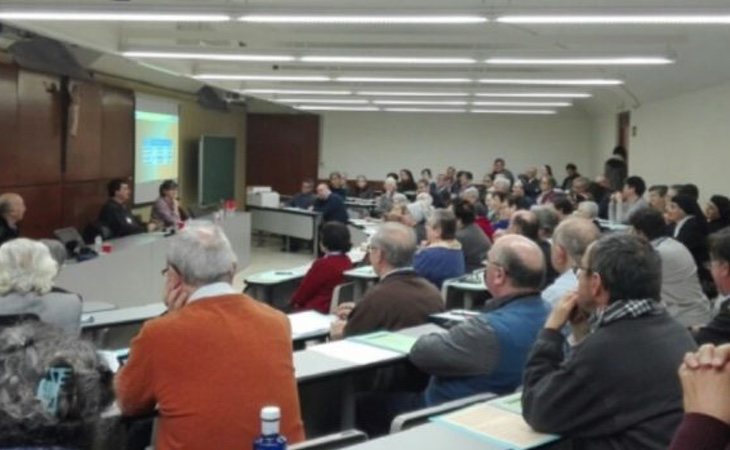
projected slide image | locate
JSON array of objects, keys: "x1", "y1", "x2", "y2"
[{"x1": 134, "y1": 104, "x2": 180, "y2": 204}]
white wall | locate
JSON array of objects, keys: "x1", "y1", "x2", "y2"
[
  {"x1": 603, "y1": 80, "x2": 730, "y2": 202},
  {"x1": 319, "y1": 112, "x2": 595, "y2": 183},
  {"x1": 591, "y1": 114, "x2": 617, "y2": 176}
]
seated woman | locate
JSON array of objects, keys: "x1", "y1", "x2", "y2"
[
  {"x1": 707, "y1": 195, "x2": 730, "y2": 234},
  {"x1": 374, "y1": 177, "x2": 398, "y2": 218},
  {"x1": 453, "y1": 199, "x2": 491, "y2": 273},
  {"x1": 0, "y1": 320, "x2": 114, "y2": 449},
  {"x1": 0, "y1": 239, "x2": 82, "y2": 335},
  {"x1": 151, "y1": 179, "x2": 184, "y2": 229},
  {"x1": 352, "y1": 175, "x2": 375, "y2": 199},
  {"x1": 291, "y1": 222, "x2": 353, "y2": 314},
  {"x1": 414, "y1": 209, "x2": 465, "y2": 288},
  {"x1": 667, "y1": 194, "x2": 713, "y2": 296}
]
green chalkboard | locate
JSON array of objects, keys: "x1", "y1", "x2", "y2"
[{"x1": 198, "y1": 135, "x2": 236, "y2": 206}]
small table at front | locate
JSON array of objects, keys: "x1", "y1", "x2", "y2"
[{"x1": 249, "y1": 205, "x2": 321, "y2": 257}]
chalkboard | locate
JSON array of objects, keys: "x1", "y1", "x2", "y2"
[{"x1": 198, "y1": 135, "x2": 236, "y2": 206}]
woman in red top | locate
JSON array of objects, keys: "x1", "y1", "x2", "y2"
[{"x1": 291, "y1": 222, "x2": 353, "y2": 314}]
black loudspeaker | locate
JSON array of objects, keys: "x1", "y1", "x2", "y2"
[
  {"x1": 196, "y1": 85, "x2": 229, "y2": 111},
  {"x1": 8, "y1": 37, "x2": 91, "y2": 80}
]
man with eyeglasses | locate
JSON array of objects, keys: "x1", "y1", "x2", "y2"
[
  {"x1": 695, "y1": 227, "x2": 730, "y2": 345},
  {"x1": 522, "y1": 233, "x2": 697, "y2": 450},
  {"x1": 409, "y1": 234, "x2": 550, "y2": 406},
  {"x1": 115, "y1": 221, "x2": 304, "y2": 450}
]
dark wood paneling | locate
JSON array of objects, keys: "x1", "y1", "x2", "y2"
[
  {"x1": 61, "y1": 180, "x2": 108, "y2": 232},
  {"x1": 0, "y1": 64, "x2": 19, "y2": 188},
  {"x1": 246, "y1": 114, "x2": 320, "y2": 195},
  {"x1": 15, "y1": 70, "x2": 62, "y2": 186},
  {"x1": 12, "y1": 184, "x2": 63, "y2": 238},
  {"x1": 100, "y1": 86, "x2": 134, "y2": 179},
  {"x1": 65, "y1": 81, "x2": 102, "y2": 181}
]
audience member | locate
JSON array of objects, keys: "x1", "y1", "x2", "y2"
[
  {"x1": 375, "y1": 177, "x2": 397, "y2": 217},
  {"x1": 291, "y1": 222, "x2": 353, "y2": 314},
  {"x1": 570, "y1": 176, "x2": 591, "y2": 203},
  {"x1": 536, "y1": 176, "x2": 559, "y2": 205},
  {"x1": 604, "y1": 145, "x2": 628, "y2": 191},
  {"x1": 575, "y1": 201, "x2": 599, "y2": 220},
  {"x1": 667, "y1": 194, "x2": 712, "y2": 295},
  {"x1": 561, "y1": 163, "x2": 580, "y2": 191},
  {"x1": 313, "y1": 183, "x2": 349, "y2": 224},
  {"x1": 680, "y1": 183, "x2": 701, "y2": 201},
  {"x1": 508, "y1": 210, "x2": 556, "y2": 286},
  {"x1": 410, "y1": 234, "x2": 549, "y2": 405},
  {"x1": 0, "y1": 239, "x2": 82, "y2": 335},
  {"x1": 511, "y1": 180, "x2": 535, "y2": 210},
  {"x1": 0, "y1": 192, "x2": 25, "y2": 247},
  {"x1": 490, "y1": 158, "x2": 515, "y2": 186},
  {"x1": 116, "y1": 222, "x2": 305, "y2": 449},
  {"x1": 0, "y1": 321, "x2": 114, "y2": 449},
  {"x1": 541, "y1": 218, "x2": 600, "y2": 307},
  {"x1": 453, "y1": 199, "x2": 491, "y2": 273},
  {"x1": 695, "y1": 228, "x2": 730, "y2": 345},
  {"x1": 289, "y1": 179, "x2": 316, "y2": 209},
  {"x1": 707, "y1": 195, "x2": 730, "y2": 234},
  {"x1": 397, "y1": 169, "x2": 418, "y2": 193},
  {"x1": 332, "y1": 223, "x2": 444, "y2": 338},
  {"x1": 630, "y1": 208, "x2": 712, "y2": 328},
  {"x1": 487, "y1": 192, "x2": 509, "y2": 229},
  {"x1": 151, "y1": 179, "x2": 183, "y2": 228},
  {"x1": 522, "y1": 233, "x2": 697, "y2": 449},
  {"x1": 351, "y1": 175, "x2": 375, "y2": 199},
  {"x1": 532, "y1": 206, "x2": 560, "y2": 243},
  {"x1": 413, "y1": 209, "x2": 466, "y2": 288},
  {"x1": 492, "y1": 176, "x2": 512, "y2": 195},
  {"x1": 456, "y1": 171, "x2": 474, "y2": 194},
  {"x1": 523, "y1": 167, "x2": 541, "y2": 200},
  {"x1": 616, "y1": 175, "x2": 649, "y2": 223},
  {"x1": 329, "y1": 171, "x2": 348, "y2": 199},
  {"x1": 669, "y1": 343, "x2": 730, "y2": 450},
  {"x1": 552, "y1": 196, "x2": 575, "y2": 221},
  {"x1": 648, "y1": 184, "x2": 669, "y2": 214},
  {"x1": 98, "y1": 179, "x2": 151, "y2": 238},
  {"x1": 462, "y1": 187, "x2": 488, "y2": 218}
]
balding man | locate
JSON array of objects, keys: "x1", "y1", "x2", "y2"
[
  {"x1": 542, "y1": 218, "x2": 600, "y2": 307},
  {"x1": 312, "y1": 182, "x2": 348, "y2": 224},
  {"x1": 409, "y1": 234, "x2": 550, "y2": 406},
  {"x1": 0, "y1": 193, "x2": 26, "y2": 246},
  {"x1": 522, "y1": 234, "x2": 696, "y2": 449},
  {"x1": 508, "y1": 210, "x2": 558, "y2": 286}
]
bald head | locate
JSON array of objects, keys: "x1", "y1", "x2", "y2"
[
  {"x1": 553, "y1": 218, "x2": 600, "y2": 264},
  {"x1": 0, "y1": 193, "x2": 26, "y2": 224},
  {"x1": 489, "y1": 234, "x2": 546, "y2": 292},
  {"x1": 316, "y1": 183, "x2": 331, "y2": 200},
  {"x1": 508, "y1": 210, "x2": 539, "y2": 242}
]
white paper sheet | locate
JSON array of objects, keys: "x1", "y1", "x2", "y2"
[
  {"x1": 288, "y1": 311, "x2": 334, "y2": 338},
  {"x1": 309, "y1": 340, "x2": 403, "y2": 365}
]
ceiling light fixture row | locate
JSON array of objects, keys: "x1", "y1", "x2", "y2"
[
  {"x1": 274, "y1": 99, "x2": 572, "y2": 107},
  {"x1": 240, "y1": 89, "x2": 593, "y2": 98},
  {"x1": 295, "y1": 105, "x2": 558, "y2": 114},
  {"x1": 5, "y1": 11, "x2": 730, "y2": 25},
  {"x1": 124, "y1": 51, "x2": 673, "y2": 66}
]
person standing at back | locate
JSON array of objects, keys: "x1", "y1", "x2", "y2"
[{"x1": 116, "y1": 221, "x2": 305, "y2": 450}]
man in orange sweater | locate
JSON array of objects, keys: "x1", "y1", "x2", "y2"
[{"x1": 115, "y1": 222, "x2": 305, "y2": 450}]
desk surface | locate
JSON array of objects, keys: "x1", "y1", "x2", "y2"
[
  {"x1": 344, "y1": 422, "x2": 504, "y2": 450},
  {"x1": 82, "y1": 303, "x2": 166, "y2": 329},
  {"x1": 344, "y1": 265, "x2": 378, "y2": 280},
  {"x1": 249, "y1": 204, "x2": 321, "y2": 217},
  {"x1": 245, "y1": 264, "x2": 312, "y2": 285},
  {"x1": 82, "y1": 301, "x2": 117, "y2": 314}
]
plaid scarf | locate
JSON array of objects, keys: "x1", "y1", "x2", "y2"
[{"x1": 590, "y1": 299, "x2": 660, "y2": 331}]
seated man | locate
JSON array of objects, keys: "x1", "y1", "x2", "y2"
[
  {"x1": 289, "y1": 178, "x2": 316, "y2": 209},
  {"x1": 312, "y1": 183, "x2": 349, "y2": 224},
  {"x1": 508, "y1": 210, "x2": 557, "y2": 286},
  {"x1": 542, "y1": 217, "x2": 600, "y2": 307},
  {"x1": 410, "y1": 235, "x2": 550, "y2": 406},
  {"x1": 98, "y1": 179, "x2": 152, "y2": 238},
  {"x1": 695, "y1": 228, "x2": 730, "y2": 345},
  {"x1": 413, "y1": 209, "x2": 466, "y2": 288},
  {"x1": 116, "y1": 222, "x2": 305, "y2": 450},
  {"x1": 453, "y1": 199, "x2": 491, "y2": 273},
  {"x1": 0, "y1": 192, "x2": 25, "y2": 246},
  {"x1": 332, "y1": 222, "x2": 444, "y2": 338},
  {"x1": 522, "y1": 233, "x2": 697, "y2": 449}
]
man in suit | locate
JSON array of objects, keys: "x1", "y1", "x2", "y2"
[{"x1": 0, "y1": 193, "x2": 25, "y2": 246}]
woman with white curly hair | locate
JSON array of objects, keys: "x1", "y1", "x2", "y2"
[
  {"x1": 0, "y1": 320, "x2": 114, "y2": 448},
  {"x1": 0, "y1": 239, "x2": 82, "y2": 335}
]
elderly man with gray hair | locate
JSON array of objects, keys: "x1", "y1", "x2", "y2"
[
  {"x1": 410, "y1": 234, "x2": 550, "y2": 405},
  {"x1": 332, "y1": 222, "x2": 444, "y2": 338},
  {"x1": 0, "y1": 192, "x2": 25, "y2": 247},
  {"x1": 116, "y1": 221, "x2": 305, "y2": 450}
]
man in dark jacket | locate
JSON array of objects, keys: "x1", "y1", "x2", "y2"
[
  {"x1": 0, "y1": 193, "x2": 25, "y2": 247},
  {"x1": 313, "y1": 183, "x2": 348, "y2": 224},
  {"x1": 98, "y1": 179, "x2": 151, "y2": 238},
  {"x1": 522, "y1": 233, "x2": 697, "y2": 450}
]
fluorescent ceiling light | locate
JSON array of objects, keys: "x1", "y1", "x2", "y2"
[
  {"x1": 373, "y1": 100, "x2": 468, "y2": 106},
  {"x1": 194, "y1": 74, "x2": 331, "y2": 82},
  {"x1": 471, "y1": 109, "x2": 557, "y2": 114},
  {"x1": 301, "y1": 56, "x2": 476, "y2": 64},
  {"x1": 241, "y1": 89, "x2": 352, "y2": 95},
  {"x1": 239, "y1": 15, "x2": 487, "y2": 24},
  {"x1": 337, "y1": 77, "x2": 471, "y2": 83},
  {"x1": 297, "y1": 106, "x2": 380, "y2": 111},
  {"x1": 124, "y1": 51, "x2": 294, "y2": 62},
  {"x1": 475, "y1": 92, "x2": 591, "y2": 98},
  {"x1": 472, "y1": 101, "x2": 572, "y2": 107},
  {"x1": 384, "y1": 108, "x2": 466, "y2": 113},
  {"x1": 277, "y1": 98, "x2": 370, "y2": 104},
  {"x1": 496, "y1": 15, "x2": 730, "y2": 24},
  {"x1": 0, "y1": 11, "x2": 230, "y2": 21},
  {"x1": 478, "y1": 78, "x2": 622, "y2": 86},
  {"x1": 357, "y1": 91, "x2": 470, "y2": 97},
  {"x1": 486, "y1": 57, "x2": 674, "y2": 65}
]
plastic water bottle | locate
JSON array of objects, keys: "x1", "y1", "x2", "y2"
[
  {"x1": 94, "y1": 235, "x2": 103, "y2": 253},
  {"x1": 253, "y1": 406, "x2": 287, "y2": 450}
]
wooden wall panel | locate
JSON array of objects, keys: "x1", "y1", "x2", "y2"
[
  {"x1": 61, "y1": 180, "x2": 108, "y2": 232},
  {"x1": 12, "y1": 184, "x2": 63, "y2": 238},
  {"x1": 0, "y1": 64, "x2": 19, "y2": 188},
  {"x1": 65, "y1": 81, "x2": 102, "y2": 181},
  {"x1": 246, "y1": 114, "x2": 320, "y2": 195},
  {"x1": 100, "y1": 86, "x2": 134, "y2": 179},
  {"x1": 15, "y1": 70, "x2": 62, "y2": 186}
]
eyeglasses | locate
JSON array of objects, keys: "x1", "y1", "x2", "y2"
[{"x1": 161, "y1": 263, "x2": 180, "y2": 277}]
